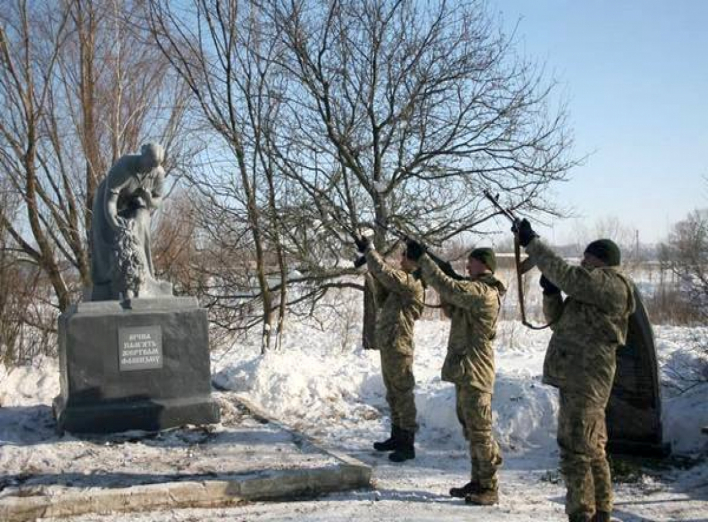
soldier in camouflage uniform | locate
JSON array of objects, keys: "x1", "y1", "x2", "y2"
[
  {"x1": 356, "y1": 236, "x2": 425, "y2": 462},
  {"x1": 406, "y1": 241, "x2": 506, "y2": 506},
  {"x1": 514, "y1": 219, "x2": 636, "y2": 522}
]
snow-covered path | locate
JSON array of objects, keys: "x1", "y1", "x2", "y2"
[{"x1": 52, "y1": 445, "x2": 708, "y2": 522}]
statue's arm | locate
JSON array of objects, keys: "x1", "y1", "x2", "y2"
[
  {"x1": 104, "y1": 190, "x2": 122, "y2": 232},
  {"x1": 103, "y1": 166, "x2": 130, "y2": 231},
  {"x1": 142, "y1": 167, "x2": 166, "y2": 211}
]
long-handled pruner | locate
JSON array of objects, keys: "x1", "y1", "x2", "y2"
[{"x1": 483, "y1": 190, "x2": 554, "y2": 330}]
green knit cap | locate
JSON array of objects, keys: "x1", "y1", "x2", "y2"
[
  {"x1": 469, "y1": 247, "x2": 496, "y2": 272},
  {"x1": 584, "y1": 239, "x2": 621, "y2": 266}
]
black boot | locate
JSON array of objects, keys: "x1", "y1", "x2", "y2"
[
  {"x1": 464, "y1": 486, "x2": 498, "y2": 506},
  {"x1": 373, "y1": 425, "x2": 400, "y2": 452},
  {"x1": 449, "y1": 480, "x2": 480, "y2": 498},
  {"x1": 389, "y1": 429, "x2": 415, "y2": 462}
]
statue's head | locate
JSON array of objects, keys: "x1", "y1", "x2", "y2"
[{"x1": 139, "y1": 143, "x2": 165, "y2": 172}]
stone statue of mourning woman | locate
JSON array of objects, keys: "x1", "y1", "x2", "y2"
[
  {"x1": 56, "y1": 143, "x2": 219, "y2": 435},
  {"x1": 90, "y1": 143, "x2": 173, "y2": 301}
]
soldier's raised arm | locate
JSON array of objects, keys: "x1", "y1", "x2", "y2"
[
  {"x1": 514, "y1": 219, "x2": 630, "y2": 313},
  {"x1": 416, "y1": 254, "x2": 488, "y2": 310},
  {"x1": 365, "y1": 247, "x2": 422, "y2": 300}
]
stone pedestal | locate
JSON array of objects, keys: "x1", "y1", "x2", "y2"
[{"x1": 54, "y1": 297, "x2": 221, "y2": 434}]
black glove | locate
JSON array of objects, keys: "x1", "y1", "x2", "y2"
[
  {"x1": 353, "y1": 256, "x2": 367, "y2": 268},
  {"x1": 354, "y1": 235, "x2": 371, "y2": 253},
  {"x1": 539, "y1": 274, "x2": 560, "y2": 295},
  {"x1": 405, "y1": 239, "x2": 425, "y2": 261},
  {"x1": 512, "y1": 218, "x2": 538, "y2": 247}
]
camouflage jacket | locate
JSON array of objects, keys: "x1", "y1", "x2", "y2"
[
  {"x1": 526, "y1": 238, "x2": 636, "y2": 406},
  {"x1": 418, "y1": 255, "x2": 506, "y2": 393},
  {"x1": 365, "y1": 249, "x2": 425, "y2": 355}
]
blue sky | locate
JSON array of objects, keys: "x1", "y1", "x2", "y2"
[{"x1": 493, "y1": 1, "x2": 708, "y2": 244}]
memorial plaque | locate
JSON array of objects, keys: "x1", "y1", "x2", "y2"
[
  {"x1": 55, "y1": 298, "x2": 220, "y2": 433},
  {"x1": 119, "y1": 326, "x2": 163, "y2": 371}
]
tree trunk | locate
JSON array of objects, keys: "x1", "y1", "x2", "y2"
[{"x1": 236, "y1": 153, "x2": 272, "y2": 354}]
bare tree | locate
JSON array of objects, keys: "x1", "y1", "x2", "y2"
[
  {"x1": 268, "y1": 0, "x2": 574, "y2": 248},
  {"x1": 0, "y1": 178, "x2": 53, "y2": 365},
  {"x1": 0, "y1": 180, "x2": 23, "y2": 364},
  {"x1": 152, "y1": 189, "x2": 205, "y2": 295},
  {"x1": 265, "y1": 0, "x2": 576, "y2": 345},
  {"x1": 144, "y1": 0, "x2": 576, "y2": 350},
  {"x1": 660, "y1": 209, "x2": 708, "y2": 318},
  {"x1": 658, "y1": 208, "x2": 708, "y2": 391},
  {"x1": 0, "y1": 0, "x2": 192, "y2": 317},
  {"x1": 0, "y1": 1, "x2": 74, "y2": 311},
  {"x1": 147, "y1": 0, "x2": 293, "y2": 352}
]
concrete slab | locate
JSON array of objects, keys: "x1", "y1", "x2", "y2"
[{"x1": 0, "y1": 392, "x2": 372, "y2": 521}]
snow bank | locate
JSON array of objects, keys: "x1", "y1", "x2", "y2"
[
  {"x1": 0, "y1": 356, "x2": 58, "y2": 407},
  {"x1": 212, "y1": 319, "x2": 560, "y2": 455},
  {"x1": 655, "y1": 325, "x2": 708, "y2": 454},
  {"x1": 211, "y1": 319, "x2": 707, "y2": 458},
  {"x1": 0, "y1": 319, "x2": 704, "y2": 458}
]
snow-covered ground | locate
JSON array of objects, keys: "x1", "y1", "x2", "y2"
[{"x1": 1, "y1": 298, "x2": 707, "y2": 521}]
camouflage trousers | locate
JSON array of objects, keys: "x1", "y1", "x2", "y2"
[
  {"x1": 558, "y1": 391, "x2": 612, "y2": 517},
  {"x1": 380, "y1": 348, "x2": 417, "y2": 432},
  {"x1": 455, "y1": 384, "x2": 502, "y2": 489}
]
